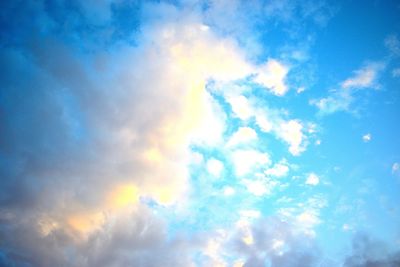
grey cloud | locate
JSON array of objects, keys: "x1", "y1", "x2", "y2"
[
  {"x1": 228, "y1": 217, "x2": 321, "y2": 267},
  {"x1": 344, "y1": 233, "x2": 400, "y2": 267}
]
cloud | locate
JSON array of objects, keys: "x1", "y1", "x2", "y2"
[
  {"x1": 306, "y1": 173, "x2": 320, "y2": 186},
  {"x1": 343, "y1": 233, "x2": 400, "y2": 267},
  {"x1": 341, "y1": 63, "x2": 383, "y2": 89},
  {"x1": 254, "y1": 59, "x2": 289, "y2": 96},
  {"x1": 385, "y1": 34, "x2": 400, "y2": 57},
  {"x1": 226, "y1": 95, "x2": 254, "y2": 120},
  {"x1": 0, "y1": 1, "x2": 295, "y2": 265},
  {"x1": 362, "y1": 133, "x2": 371, "y2": 143},
  {"x1": 206, "y1": 158, "x2": 224, "y2": 178},
  {"x1": 229, "y1": 217, "x2": 322, "y2": 267},
  {"x1": 226, "y1": 127, "x2": 258, "y2": 147},
  {"x1": 278, "y1": 119, "x2": 306, "y2": 155},
  {"x1": 392, "y1": 162, "x2": 400, "y2": 174},
  {"x1": 311, "y1": 62, "x2": 385, "y2": 115},
  {"x1": 231, "y1": 149, "x2": 271, "y2": 176},
  {"x1": 242, "y1": 177, "x2": 277, "y2": 197},
  {"x1": 265, "y1": 160, "x2": 290, "y2": 177},
  {"x1": 392, "y1": 68, "x2": 400, "y2": 77}
]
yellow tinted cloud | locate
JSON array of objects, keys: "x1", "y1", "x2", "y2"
[
  {"x1": 67, "y1": 211, "x2": 104, "y2": 234},
  {"x1": 108, "y1": 184, "x2": 139, "y2": 210}
]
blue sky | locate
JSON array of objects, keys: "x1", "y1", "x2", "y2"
[{"x1": 1, "y1": 1, "x2": 400, "y2": 266}]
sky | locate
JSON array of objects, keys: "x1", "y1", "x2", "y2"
[{"x1": 0, "y1": 0, "x2": 400, "y2": 266}]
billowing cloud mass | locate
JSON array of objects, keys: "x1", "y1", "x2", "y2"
[{"x1": 1, "y1": 1, "x2": 400, "y2": 267}]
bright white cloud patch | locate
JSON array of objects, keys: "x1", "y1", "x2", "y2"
[
  {"x1": 232, "y1": 149, "x2": 270, "y2": 176},
  {"x1": 362, "y1": 133, "x2": 372, "y2": 142},
  {"x1": 206, "y1": 158, "x2": 224, "y2": 177},
  {"x1": 306, "y1": 173, "x2": 320, "y2": 186},
  {"x1": 223, "y1": 186, "x2": 235, "y2": 196},
  {"x1": 243, "y1": 179, "x2": 274, "y2": 196},
  {"x1": 226, "y1": 95, "x2": 253, "y2": 120},
  {"x1": 297, "y1": 210, "x2": 321, "y2": 234},
  {"x1": 265, "y1": 160, "x2": 290, "y2": 177},
  {"x1": 255, "y1": 115, "x2": 273, "y2": 132},
  {"x1": 226, "y1": 126, "x2": 257, "y2": 147},
  {"x1": 279, "y1": 120, "x2": 305, "y2": 155},
  {"x1": 254, "y1": 59, "x2": 289, "y2": 96}
]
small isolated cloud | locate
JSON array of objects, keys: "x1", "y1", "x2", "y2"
[
  {"x1": 342, "y1": 224, "x2": 353, "y2": 232},
  {"x1": 226, "y1": 126, "x2": 257, "y2": 147},
  {"x1": 306, "y1": 173, "x2": 320, "y2": 186},
  {"x1": 312, "y1": 62, "x2": 385, "y2": 115},
  {"x1": 206, "y1": 158, "x2": 224, "y2": 177},
  {"x1": 362, "y1": 133, "x2": 372, "y2": 142},
  {"x1": 254, "y1": 59, "x2": 289, "y2": 96},
  {"x1": 297, "y1": 86, "x2": 306, "y2": 94},
  {"x1": 341, "y1": 63, "x2": 384, "y2": 89}
]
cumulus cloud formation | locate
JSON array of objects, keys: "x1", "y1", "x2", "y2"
[
  {"x1": 0, "y1": 1, "x2": 261, "y2": 265},
  {"x1": 254, "y1": 59, "x2": 289, "y2": 96},
  {"x1": 1, "y1": 0, "x2": 399, "y2": 266}
]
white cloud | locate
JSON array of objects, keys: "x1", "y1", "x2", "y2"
[
  {"x1": 341, "y1": 63, "x2": 383, "y2": 89},
  {"x1": 223, "y1": 186, "x2": 235, "y2": 196},
  {"x1": 296, "y1": 210, "x2": 321, "y2": 234},
  {"x1": 206, "y1": 158, "x2": 224, "y2": 178},
  {"x1": 255, "y1": 115, "x2": 273, "y2": 132},
  {"x1": 362, "y1": 133, "x2": 372, "y2": 142},
  {"x1": 231, "y1": 149, "x2": 271, "y2": 176},
  {"x1": 279, "y1": 120, "x2": 305, "y2": 155},
  {"x1": 244, "y1": 179, "x2": 270, "y2": 196},
  {"x1": 306, "y1": 173, "x2": 320, "y2": 186},
  {"x1": 265, "y1": 160, "x2": 290, "y2": 177},
  {"x1": 239, "y1": 209, "x2": 261, "y2": 219},
  {"x1": 226, "y1": 95, "x2": 253, "y2": 120},
  {"x1": 310, "y1": 91, "x2": 352, "y2": 115},
  {"x1": 226, "y1": 126, "x2": 257, "y2": 147},
  {"x1": 254, "y1": 59, "x2": 289, "y2": 96},
  {"x1": 312, "y1": 62, "x2": 384, "y2": 115},
  {"x1": 297, "y1": 87, "x2": 305, "y2": 94}
]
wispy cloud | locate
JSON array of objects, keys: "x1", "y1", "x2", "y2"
[{"x1": 311, "y1": 62, "x2": 385, "y2": 115}]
